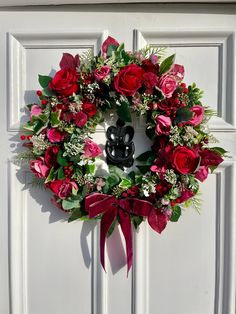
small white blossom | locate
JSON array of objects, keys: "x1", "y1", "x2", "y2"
[{"x1": 31, "y1": 134, "x2": 49, "y2": 154}]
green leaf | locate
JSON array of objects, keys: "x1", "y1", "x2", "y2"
[
  {"x1": 174, "y1": 107, "x2": 193, "y2": 123},
  {"x1": 119, "y1": 178, "x2": 132, "y2": 189},
  {"x1": 50, "y1": 111, "x2": 61, "y2": 127},
  {"x1": 107, "y1": 173, "x2": 120, "y2": 187},
  {"x1": 38, "y1": 75, "x2": 52, "y2": 88},
  {"x1": 132, "y1": 216, "x2": 143, "y2": 229},
  {"x1": 57, "y1": 167, "x2": 65, "y2": 180},
  {"x1": 62, "y1": 198, "x2": 81, "y2": 210},
  {"x1": 159, "y1": 54, "x2": 175, "y2": 75},
  {"x1": 81, "y1": 184, "x2": 89, "y2": 198},
  {"x1": 136, "y1": 151, "x2": 154, "y2": 162},
  {"x1": 146, "y1": 127, "x2": 156, "y2": 140},
  {"x1": 128, "y1": 171, "x2": 136, "y2": 183},
  {"x1": 68, "y1": 208, "x2": 87, "y2": 223},
  {"x1": 116, "y1": 102, "x2": 132, "y2": 123},
  {"x1": 45, "y1": 167, "x2": 56, "y2": 183},
  {"x1": 107, "y1": 44, "x2": 118, "y2": 58},
  {"x1": 211, "y1": 147, "x2": 227, "y2": 156},
  {"x1": 107, "y1": 219, "x2": 117, "y2": 237},
  {"x1": 109, "y1": 165, "x2": 127, "y2": 179},
  {"x1": 42, "y1": 86, "x2": 54, "y2": 96},
  {"x1": 57, "y1": 150, "x2": 68, "y2": 166},
  {"x1": 170, "y1": 206, "x2": 181, "y2": 222},
  {"x1": 136, "y1": 165, "x2": 151, "y2": 174},
  {"x1": 85, "y1": 164, "x2": 95, "y2": 175}
]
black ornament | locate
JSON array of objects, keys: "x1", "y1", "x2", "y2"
[{"x1": 105, "y1": 118, "x2": 135, "y2": 169}]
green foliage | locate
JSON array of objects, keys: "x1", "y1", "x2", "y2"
[
  {"x1": 57, "y1": 150, "x2": 68, "y2": 166},
  {"x1": 116, "y1": 102, "x2": 132, "y2": 122},
  {"x1": 132, "y1": 216, "x2": 144, "y2": 229},
  {"x1": 136, "y1": 165, "x2": 151, "y2": 174},
  {"x1": 136, "y1": 151, "x2": 155, "y2": 162},
  {"x1": 62, "y1": 198, "x2": 81, "y2": 210},
  {"x1": 68, "y1": 208, "x2": 87, "y2": 222},
  {"x1": 174, "y1": 107, "x2": 193, "y2": 123},
  {"x1": 50, "y1": 111, "x2": 61, "y2": 127},
  {"x1": 211, "y1": 147, "x2": 227, "y2": 156},
  {"x1": 187, "y1": 83, "x2": 204, "y2": 106},
  {"x1": 57, "y1": 167, "x2": 65, "y2": 180},
  {"x1": 107, "y1": 219, "x2": 117, "y2": 237},
  {"x1": 159, "y1": 54, "x2": 175, "y2": 75},
  {"x1": 45, "y1": 167, "x2": 56, "y2": 183},
  {"x1": 38, "y1": 75, "x2": 52, "y2": 88},
  {"x1": 107, "y1": 44, "x2": 119, "y2": 58},
  {"x1": 119, "y1": 178, "x2": 132, "y2": 189},
  {"x1": 170, "y1": 206, "x2": 181, "y2": 222}
]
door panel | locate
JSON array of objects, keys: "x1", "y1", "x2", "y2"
[{"x1": 0, "y1": 6, "x2": 235, "y2": 314}]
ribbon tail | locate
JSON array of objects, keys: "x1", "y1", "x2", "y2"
[
  {"x1": 119, "y1": 209, "x2": 133, "y2": 276},
  {"x1": 100, "y1": 208, "x2": 118, "y2": 272}
]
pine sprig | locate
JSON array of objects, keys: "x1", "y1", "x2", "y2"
[
  {"x1": 12, "y1": 150, "x2": 34, "y2": 166},
  {"x1": 139, "y1": 45, "x2": 166, "y2": 61}
]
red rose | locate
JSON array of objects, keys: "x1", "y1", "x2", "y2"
[
  {"x1": 114, "y1": 64, "x2": 144, "y2": 96},
  {"x1": 48, "y1": 178, "x2": 78, "y2": 199},
  {"x1": 143, "y1": 72, "x2": 158, "y2": 94},
  {"x1": 44, "y1": 145, "x2": 60, "y2": 167},
  {"x1": 30, "y1": 157, "x2": 50, "y2": 178},
  {"x1": 49, "y1": 68, "x2": 79, "y2": 96},
  {"x1": 141, "y1": 59, "x2": 158, "y2": 74},
  {"x1": 101, "y1": 36, "x2": 119, "y2": 57},
  {"x1": 82, "y1": 102, "x2": 97, "y2": 117},
  {"x1": 172, "y1": 146, "x2": 199, "y2": 174},
  {"x1": 75, "y1": 111, "x2": 88, "y2": 127},
  {"x1": 199, "y1": 149, "x2": 223, "y2": 167}
]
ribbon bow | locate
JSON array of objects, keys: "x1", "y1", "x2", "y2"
[{"x1": 85, "y1": 193, "x2": 168, "y2": 274}]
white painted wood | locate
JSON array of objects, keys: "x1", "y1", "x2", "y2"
[
  {"x1": 0, "y1": 0, "x2": 236, "y2": 6},
  {"x1": 0, "y1": 6, "x2": 236, "y2": 314}
]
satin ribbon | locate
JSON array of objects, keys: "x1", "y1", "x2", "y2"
[{"x1": 85, "y1": 193, "x2": 168, "y2": 274}]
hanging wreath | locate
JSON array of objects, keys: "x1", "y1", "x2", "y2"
[{"x1": 16, "y1": 36, "x2": 226, "y2": 273}]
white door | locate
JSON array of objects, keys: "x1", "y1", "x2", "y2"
[{"x1": 0, "y1": 5, "x2": 236, "y2": 314}]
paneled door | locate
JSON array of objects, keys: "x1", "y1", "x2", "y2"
[{"x1": 0, "y1": 5, "x2": 236, "y2": 314}]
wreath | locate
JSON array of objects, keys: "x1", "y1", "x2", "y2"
[{"x1": 16, "y1": 36, "x2": 225, "y2": 273}]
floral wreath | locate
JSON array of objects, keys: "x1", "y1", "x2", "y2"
[{"x1": 16, "y1": 36, "x2": 226, "y2": 273}]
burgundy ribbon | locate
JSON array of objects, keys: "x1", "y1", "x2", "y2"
[{"x1": 85, "y1": 193, "x2": 168, "y2": 274}]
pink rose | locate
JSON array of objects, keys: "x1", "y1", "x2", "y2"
[
  {"x1": 101, "y1": 36, "x2": 119, "y2": 57},
  {"x1": 83, "y1": 139, "x2": 102, "y2": 158},
  {"x1": 30, "y1": 157, "x2": 50, "y2": 178},
  {"x1": 30, "y1": 105, "x2": 42, "y2": 119},
  {"x1": 143, "y1": 72, "x2": 158, "y2": 94},
  {"x1": 75, "y1": 111, "x2": 88, "y2": 128},
  {"x1": 158, "y1": 75, "x2": 177, "y2": 98},
  {"x1": 94, "y1": 66, "x2": 110, "y2": 81},
  {"x1": 195, "y1": 166, "x2": 209, "y2": 182},
  {"x1": 47, "y1": 128, "x2": 65, "y2": 143},
  {"x1": 188, "y1": 105, "x2": 205, "y2": 126},
  {"x1": 48, "y1": 178, "x2": 78, "y2": 199},
  {"x1": 169, "y1": 64, "x2": 185, "y2": 82},
  {"x1": 155, "y1": 115, "x2": 172, "y2": 135}
]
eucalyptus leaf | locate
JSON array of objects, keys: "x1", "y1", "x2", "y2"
[
  {"x1": 159, "y1": 54, "x2": 175, "y2": 75},
  {"x1": 170, "y1": 206, "x2": 181, "y2": 222},
  {"x1": 62, "y1": 198, "x2": 81, "y2": 210},
  {"x1": 174, "y1": 107, "x2": 193, "y2": 123},
  {"x1": 68, "y1": 208, "x2": 87, "y2": 223},
  {"x1": 57, "y1": 150, "x2": 68, "y2": 166},
  {"x1": 116, "y1": 102, "x2": 132, "y2": 123},
  {"x1": 38, "y1": 74, "x2": 52, "y2": 88}
]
